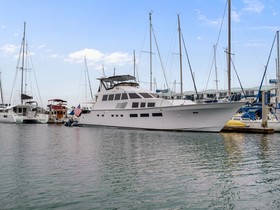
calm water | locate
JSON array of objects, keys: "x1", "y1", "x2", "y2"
[{"x1": 1, "y1": 124, "x2": 280, "y2": 210}]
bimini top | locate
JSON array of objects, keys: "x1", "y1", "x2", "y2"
[
  {"x1": 98, "y1": 75, "x2": 136, "y2": 82},
  {"x1": 48, "y1": 99, "x2": 67, "y2": 103},
  {"x1": 99, "y1": 75, "x2": 138, "y2": 90}
]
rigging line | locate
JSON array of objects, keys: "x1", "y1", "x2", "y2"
[
  {"x1": 205, "y1": 46, "x2": 215, "y2": 90},
  {"x1": 9, "y1": 35, "x2": 24, "y2": 105},
  {"x1": 151, "y1": 27, "x2": 169, "y2": 89},
  {"x1": 0, "y1": 72, "x2": 3, "y2": 104},
  {"x1": 204, "y1": 1, "x2": 227, "y2": 94},
  {"x1": 230, "y1": 57, "x2": 246, "y2": 99},
  {"x1": 181, "y1": 33, "x2": 198, "y2": 98},
  {"x1": 27, "y1": 43, "x2": 44, "y2": 107},
  {"x1": 215, "y1": 1, "x2": 228, "y2": 47},
  {"x1": 84, "y1": 56, "x2": 94, "y2": 100},
  {"x1": 256, "y1": 32, "x2": 277, "y2": 102}
]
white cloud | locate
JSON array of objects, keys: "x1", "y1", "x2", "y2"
[
  {"x1": 104, "y1": 52, "x2": 131, "y2": 65},
  {"x1": 0, "y1": 44, "x2": 18, "y2": 55},
  {"x1": 196, "y1": 9, "x2": 222, "y2": 26},
  {"x1": 243, "y1": 0, "x2": 264, "y2": 14},
  {"x1": 65, "y1": 48, "x2": 104, "y2": 63},
  {"x1": 65, "y1": 48, "x2": 131, "y2": 66},
  {"x1": 48, "y1": 54, "x2": 59, "y2": 58},
  {"x1": 231, "y1": 10, "x2": 241, "y2": 22},
  {"x1": 38, "y1": 45, "x2": 46, "y2": 49}
]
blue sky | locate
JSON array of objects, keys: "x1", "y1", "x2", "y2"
[{"x1": 0, "y1": 0, "x2": 279, "y2": 107}]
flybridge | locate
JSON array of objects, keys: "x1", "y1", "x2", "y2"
[{"x1": 99, "y1": 75, "x2": 139, "y2": 90}]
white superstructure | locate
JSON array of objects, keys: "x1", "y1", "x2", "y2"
[{"x1": 79, "y1": 75, "x2": 244, "y2": 132}]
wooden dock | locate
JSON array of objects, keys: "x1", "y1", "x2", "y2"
[{"x1": 221, "y1": 125, "x2": 274, "y2": 134}]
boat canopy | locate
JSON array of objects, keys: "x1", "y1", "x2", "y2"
[
  {"x1": 99, "y1": 75, "x2": 136, "y2": 82},
  {"x1": 48, "y1": 99, "x2": 67, "y2": 103},
  {"x1": 99, "y1": 75, "x2": 138, "y2": 90}
]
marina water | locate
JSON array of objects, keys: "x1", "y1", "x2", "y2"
[{"x1": 1, "y1": 124, "x2": 280, "y2": 209}]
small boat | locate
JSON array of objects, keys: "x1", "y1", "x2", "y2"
[
  {"x1": 79, "y1": 75, "x2": 244, "y2": 132},
  {"x1": 47, "y1": 99, "x2": 69, "y2": 124}
]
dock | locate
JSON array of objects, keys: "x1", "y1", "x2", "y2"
[{"x1": 221, "y1": 125, "x2": 274, "y2": 134}]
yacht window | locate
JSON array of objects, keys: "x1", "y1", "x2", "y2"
[
  {"x1": 114, "y1": 94, "x2": 121, "y2": 100},
  {"x1": 130, "y1": 114, "x2": 138, "y2": 118},
  {"x1": 152, "y1": 113, "x2": 162, "y2": 117},
  {"x1": 132, "y1": 102, "x2": 139, "y2": 108},
  {"x1": 139, "y1": 92, "x2": 153, "y2": 98},
  {"x1": 102, "y1": 95, "x2": 108, "y2": 101},
  {"x1": 128, "y1": 93, "x2": 141, "y2": 99},
  {"x1": 147, "y1": 103, "x2": 155, "y2": 107},
  {"x1": 120, "y1": 114, "x2": 123, "y2": 117},
  {"x1": 108, "y1": 94, "x2": 114, "y2": 100},
  {"x1": 140, "y1": 102, "x2": 146, "y2": 108},
  {"x1": 121, "y1": 93, "x2": 128, "y2": 100},
  {"x1": 140, "y1": 113, "x2": 149, "y2": 117},
  {"x1": 150, "y1": 93, "x2": 159, "y2": 98}
]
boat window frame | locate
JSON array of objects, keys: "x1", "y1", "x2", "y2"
[
  {"x1": 132, "y1": 102, "x2": 139, "y2": 108},
  {"x1": 140, "y1": 102, "x2": 146, "y2": 108},
  {"x1": 114, "y1": 94, "x2": 121, "y2": 100},
  {"x1": 102, "y1": 95, "x2": 108, "y2": 101},
  {"x1": 139, "y1": 92, "x2": 153, "y2": 98},
  {"x1": 121, "y1": 93, "x2": 128, "y2": 100},
  {"x1": 128, "y1": 93, "x2": 141, "y2": 99},
  {"x1": 147, "y1": 102, "x2": 155, "y2": 107},
  {"x1": 108, "y1": 94, "x2": 114, "y2": 101}
]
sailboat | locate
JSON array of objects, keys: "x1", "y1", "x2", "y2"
[
  {"x1": 232, "y1": 30, "x2": 280, "y2": 131},
  {"x1": 0, "y1": 22, "x2": 48, "y2": 124}
]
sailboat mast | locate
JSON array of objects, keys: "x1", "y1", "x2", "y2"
[
  {"x1": 149, "y1": 12, "x2": 153, "y2": 91},
  {"x1": 178, "y1": 14, "x2": 183, "y2": 97},
  {"x1": 277, "y1": 31, "x2": 280, "y2": 107},
  {"x1": 214, "y1": 44, "x2": 219, "y2": 98},
  {"x1": 21, "y1": 22, "x2": 26, "y2": 105},
  {"x1": 133, "y1": 50, "x2": 136, "y2": 78},
  {"x1": 84, "y1": 56, "x2": 93, "y2": 100},
  {"x1": 0, "y1": 72, "x2": 3, "y2": 105},
  {"x1": 227, "y1": 0, "x2": 231, "y2": 98}
]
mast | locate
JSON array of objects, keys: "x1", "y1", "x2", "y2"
[
  {"x1": 149, "y1": 12, "x2": 153, "y2": 91},
  {"x1": 214, "y1": 44, "x2": 219, "y2": 98},
  {"x1": 133, "y1": 50, "x2": 136, "y2": 78},
  {"x1": 0, "y1": 72, "x2": 3, "y2": 105},
  {"x1": 84, "y1": 56, "x2": 93, "y2": 100},
  {"x1": 275, "y1": 31, "x2": 280, "y2": 107},
  {"x1": 227, "y1": 0, "x2": 231, "y2": 98},
  {"x1": 178, "y1": 14, "x2": 183, "y2": 97},
  {"x1": 21, "y1": 22, "x2": 26, "y2": 105}
]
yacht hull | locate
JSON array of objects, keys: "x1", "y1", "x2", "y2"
[{"x1": 80, "y1": 102, "x2": 243, "y2": 132}]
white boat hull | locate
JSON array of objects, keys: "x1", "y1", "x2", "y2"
[
  {"x1": 0, "y1": 113, "x2": 16, "y2": 123},
  {"x1": 80, "y1": 102, "x2": 243, "y2": 132}
]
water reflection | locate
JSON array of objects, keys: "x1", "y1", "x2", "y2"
[
  {"x1": 219, "y1": 132, "x2": 280, "y2": 209},
  {"x1": 1, "y1": 124, "x2": 280, "y2": 209}
]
